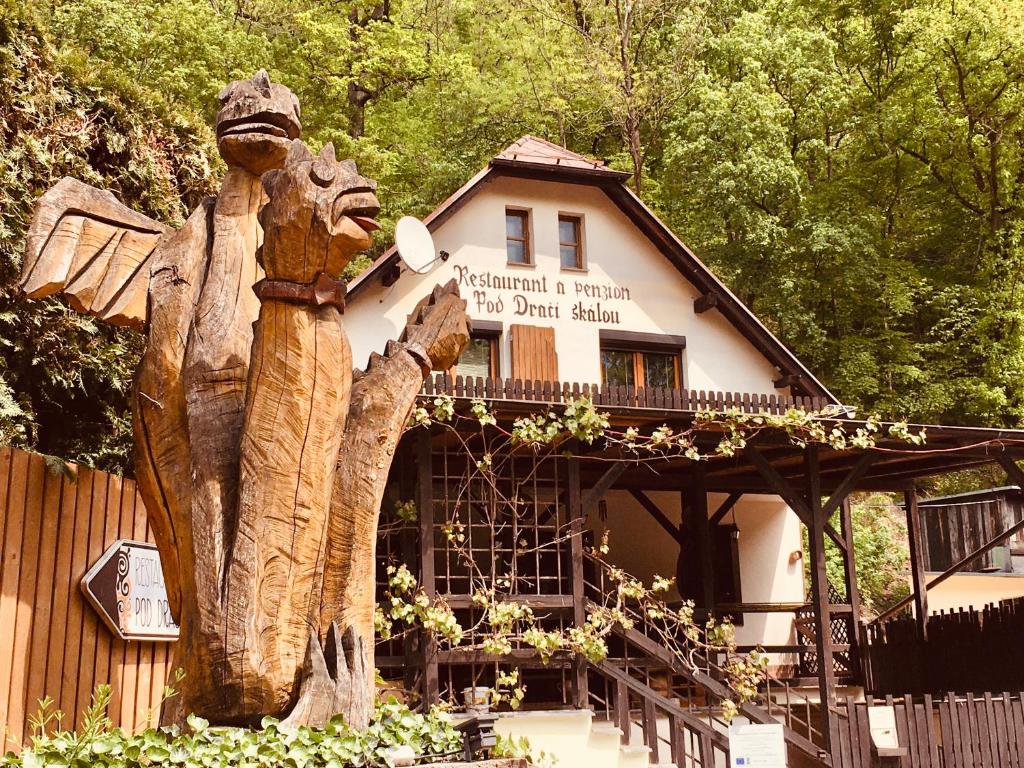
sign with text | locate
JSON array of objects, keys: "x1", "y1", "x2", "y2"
[
  {"x1": 454, "y1": 264, "x2": 633, "y2": 325},
  {"x1": 81, "y1": 539, "x2": 179, "y2": 641},
  {"x1": 729, "y1": 723, "x2": 786, "y2": 767}
]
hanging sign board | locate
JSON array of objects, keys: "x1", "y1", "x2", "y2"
[
  {"x1": 729, "y1": 722, "x2": 786, "y2": 767},
  {"x1": 81, "y1": 539, "x2": 179, "y2": 641}
]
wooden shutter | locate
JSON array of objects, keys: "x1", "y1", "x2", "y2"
[{"x1": 510, "y1": 324, "x2": 558, "y2": 381}]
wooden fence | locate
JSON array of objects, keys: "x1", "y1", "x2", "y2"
[
  {"x1": 421, "y1": 373, "x2": 831, "y2": 413},
  {"x1": 835, "y1": 693, "x2": 1024, "y2": 767},
  {"x1": 862, "y1": 597, "x2": 1024, "y2": 696},
  {"x1": 0, "y1": 446, "x2": 171, "y2": 751}
]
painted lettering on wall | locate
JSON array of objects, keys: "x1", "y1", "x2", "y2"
[{"x1": 454, "y1": 265, "x2": 630, "y2": 324}]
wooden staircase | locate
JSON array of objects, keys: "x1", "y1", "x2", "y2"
[{"x1": 582, "y1": 553, "x2": 834, "y2": 767}]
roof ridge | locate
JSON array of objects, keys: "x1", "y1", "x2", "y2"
[{"x1": 497, "y1": 134, "x2": 609, "y2": 169}]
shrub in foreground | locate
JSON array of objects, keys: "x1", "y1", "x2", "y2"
[{"x1": 3, "y1": 687, "x2": 463, "y2": 768}]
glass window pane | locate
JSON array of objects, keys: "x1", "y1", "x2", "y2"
[
  {"x1": 506, "y1": 212, "x2": 524, "y2": 238},
  {"x1": 643, "y1": 352, "x2": 678, "y2": 388},
  {"x1": 601, "y1": 350, "x2": 635, "y2": 387},
  {"x1": 459, "y1": 337, "x2": 494, "y2": 379},
  {"x1": 507, "y1": 240, "x2": 526, "y2": 264},
  {"x1": 560, "y1": 245, "x2": 579, "y2": 269},
  {"x1": 559, "y1": 218, "x2": 578, "y2": 245}
]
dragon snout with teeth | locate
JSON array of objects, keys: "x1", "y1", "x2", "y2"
[
  {"x1": 257, "y1": 141, "x2": 382, "y2": 283},
  {"x1": 216, "y1": 69, "x2": 302, "y2": 174}
]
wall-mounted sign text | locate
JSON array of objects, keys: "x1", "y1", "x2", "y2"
[
  {"x1": 81, "y1": 539, "x2": 179, "y2": 642},
  {"x1": 454, "y1": 265, "x2": 631, "y2": 325}
]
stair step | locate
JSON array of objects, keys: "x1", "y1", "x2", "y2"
[{"x1": 588, "y1": 721, "x2": 624, "y2": 751}]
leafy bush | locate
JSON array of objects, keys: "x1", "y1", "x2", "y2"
[
  {"x1": 2, "y1": 687, "x2": 464, "y2": 768},
  {"x1": 0, "y1": 0, "x2": 218, "y2": 472}
]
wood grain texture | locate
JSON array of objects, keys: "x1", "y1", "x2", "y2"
[
  {"x1": 510, "y1": 324, "x2": 558, "y2": 381},
  {"x1": 0, "y1": 448, "x2": 169, "y2": 743},
  {"x1": 20, "y1": 74, "x2": 468, "y2": 729},
  {"x1": 20, "y1": 178, "x2": 168, "y2": 327},
  {"x1": 313, "y1": 281, "x2": 469, "y2": 727}
]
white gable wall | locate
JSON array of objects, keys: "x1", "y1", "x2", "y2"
[{"x1": 346, "y1": 175, "x2": 784, "y2": 394}]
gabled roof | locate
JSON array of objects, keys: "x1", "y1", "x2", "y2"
[
  {"x1": 348, "y1": 136, "x2": 837, "y2": 401},
  {"x1": 494, "y1": 135, "x2": 629, "y2": 177}
]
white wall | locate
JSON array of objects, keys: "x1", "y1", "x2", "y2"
[
  {"x1": 922, "y1": 572, "x2": 1024, "y2": 614},
  {"x1": 584, "y1": 491, "x2": 804, "y2": 651},
  {"x1": 346, "y1": 175, "x2": 785, "y2": 394}
]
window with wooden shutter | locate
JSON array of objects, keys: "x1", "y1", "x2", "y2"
[{"x1": 509, "y1": 324, "x2": 558, "y2": 381}]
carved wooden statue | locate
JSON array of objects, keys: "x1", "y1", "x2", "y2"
[{"x1": 19, "y1": 71, "x2": 469, "y2": 728}]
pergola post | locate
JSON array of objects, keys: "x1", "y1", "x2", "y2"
[
  {"x1": 903, "y1": 487, "x2": 929, "y2": 641},
  {"x1": 568, "y1": 454, "x2": 589, "y2": 708},
  {"x1": 683, "y1": 464, "x2": 715, "y2": 614},
  {"x1": 416, "y1": 428, "x2": 439, "y2": 704},
  {"x1": 398, "y1": 440, "x2": 419, "y2": 692},
  {"x1": 838, "y1": 497, "x2": 862, "y2": 675},
  {"x1": 805, "y1": 445, "x2": 838, "y2": 753}
]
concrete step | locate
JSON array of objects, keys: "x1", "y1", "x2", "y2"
[
  {"x1": 618, "y1": 743, "x2": 653, "y2": 768},
  {"x1": 588, "y1": 721, "x2": 625, "y2": 751}
]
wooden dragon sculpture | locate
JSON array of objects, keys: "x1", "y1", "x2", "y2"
[{"x1": 19, "y1": 70, "x2": 470, "y2": 728}]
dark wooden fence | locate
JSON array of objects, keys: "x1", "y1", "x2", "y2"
[
  {"x1": 422, "y1": 373, "x2": 830, "y2": 413},
  {"x1": 835, "y1": 693, "x2": 1024, "y2": 768},
  {"x1": 862, "y1": 597, "x2": 1024, "y2": 696}
]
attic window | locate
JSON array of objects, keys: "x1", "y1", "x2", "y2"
[
  {"x1": 505, "y1": 209, "x2": 531, "y2": 265},
  {"x1": 559, "y1": 215, "x2": 584, "y2": 270}
]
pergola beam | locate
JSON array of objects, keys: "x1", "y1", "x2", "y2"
[
  {"x1": 997, "y1": 454, "x2": 1024, "y2": 487},
  {"x1": 582, "y1": 463, "x2": 627, "y2": 515},
  {"x1": 821, "y1": 452, "x2": 877, "y2": 519},
  {"x1": 709, "y1": 492, "x2": 743, "y2": 526},
  {"x1": 629, "y1": 489, "x2": 681, "y2": 542},
  {"x1": 745, "y1": 444, "x2": 848, "y2": 553}
]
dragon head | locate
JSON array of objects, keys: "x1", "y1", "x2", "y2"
[
  {"x1": 216, "y1": 69, "x2": 302, "y2": 175},
  {"x1": 257, "y1": 141, "x2": 380, "y2": 283}
]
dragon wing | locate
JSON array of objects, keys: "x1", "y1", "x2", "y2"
[{"x1": 20, "y1": 177, "x2": 173, "y2": 329}]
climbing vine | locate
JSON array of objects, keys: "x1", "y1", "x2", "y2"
[{"x1": 386, "y1": 395, "x2": 927, "y2": 717}]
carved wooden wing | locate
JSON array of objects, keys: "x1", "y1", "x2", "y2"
[{"x1": 20, "y1": 177, "x2": 172, "y2": 328}]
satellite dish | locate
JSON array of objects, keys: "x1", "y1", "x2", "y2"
[{"x1": 395, "y1": 216, "x2": 437, "y2": 274}]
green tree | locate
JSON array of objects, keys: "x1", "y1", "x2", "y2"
[{"x1": 0, "y1": 0, "x2": 217, "y2": 470}]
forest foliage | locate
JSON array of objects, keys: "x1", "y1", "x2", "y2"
[{"x1": 3, "y1": 0, "x2": 1024, "y2": 471}]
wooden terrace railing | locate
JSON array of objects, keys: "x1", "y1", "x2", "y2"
[{"x1": 421, "y1": 374, "x2": 832, "y2": 413}]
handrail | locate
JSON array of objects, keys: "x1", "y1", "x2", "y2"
[
  {"x1": 421, "y1": 373, "x2": 831, "y2": 415},
  {"x1": 600, "y1": 612, "x2": 826, "y2": 762},
  {"x1": 582, "y1": 551, "x2": 833, "y2": 765},
  {"x1": 590, "y1": 657, "x2": 730, "y2": 750},
  {"x1": 871, "y1": 515, "x2": 1024, "y2": 625}
]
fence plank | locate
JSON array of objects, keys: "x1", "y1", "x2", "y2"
[
  {"x1": 43, "y1": 465, "x2": 77, "y2": 728},
  {"x1": 23, "y1": 463, "x2": 63, "y2": 735},
  {"x1": 8, "y1": 454, "x2": 47, "y2": 746},
  {"x1": 0, "y1": 449, "x2": 30, "y2": 749}
]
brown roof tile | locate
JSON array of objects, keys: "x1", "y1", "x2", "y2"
[{"x1": 495, "y1": 135, "x2": 619, "y2": 174}]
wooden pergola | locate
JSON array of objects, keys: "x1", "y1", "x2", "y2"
[{"x1": 408, "y1": 374, "x2": 1024, "y2": 757}]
